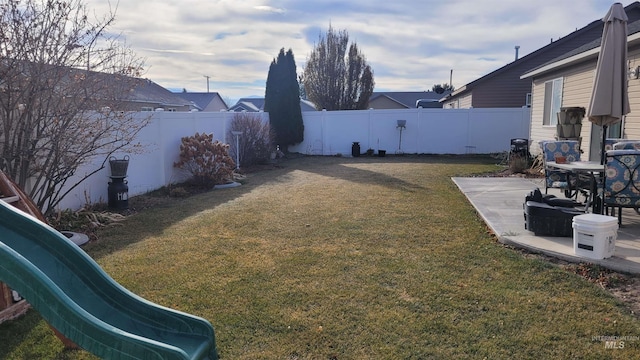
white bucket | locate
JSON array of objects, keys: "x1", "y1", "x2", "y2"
[{"x1": 572, "y1": 214, "x2": 618, "y2": 259}]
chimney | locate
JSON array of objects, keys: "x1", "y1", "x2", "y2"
[{"x1": 514, "y1": 45, "x2": 520, "y2": 61}]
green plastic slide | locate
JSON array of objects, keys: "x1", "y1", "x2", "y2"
[{"x1": 0, "y1": 201, "x2": 218, "y2": 359}]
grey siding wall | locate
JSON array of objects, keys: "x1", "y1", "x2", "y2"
[{"x1": 447, "y1": 5, "x2": 640, "y2": 109}]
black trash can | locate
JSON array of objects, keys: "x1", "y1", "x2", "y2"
[{"x1": 352, "y1": 142, "x2": 361, "y2": 157}]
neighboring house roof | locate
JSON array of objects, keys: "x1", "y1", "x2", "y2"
[
  {"x1": 0, "y1": 58, "x2": 192, "y2": 111},
  {"x1": 232, "y1": 92, "x2": 447, "y2": 111},
  {"x1": 126, "y1": 79, "x2": 193, "y2": 109},
  {"x1": 174, "y1": 92, "x2": 228, "y2": 111},
  {"x1": 229, "y1": 97, "x2": 318, "y2": 112},
  {"x1": 229, "y1": 100, "x2": 262, "y2": 112},
  {"x1": 368, "y1": 91, "x2": 451, "y2": 109},
  {"x1": 229, "y1": 97, "x2": 265, "y2": 112},
  {"x1": 443, "y1": 1, "x2": 640, "y2": 108}
]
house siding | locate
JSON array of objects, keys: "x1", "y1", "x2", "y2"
[
  {"x1": 625, "y1": 47, "x2": 640, "y2": 140},
  {"x1": 529, "y1": 62, "x2": 598, "y2": 158},
  {"x1": 559, "y1": 61, "x2": 596, "y2": 158},
  {"x1": 528, "y1": 41, "x2": 640, "y2": 160},
  {"x1": 529, "y1": 75, "x2": 555, "y2": 156},
  {"x1": 469, "y1": 62, "x2": 541, "y2": 108},
  {"x1": 444, "y1": 94, "x2": 471, "y2": 109},
  {"x1": 459, "y1": 94, "x2": 472, "y2": 108},
  {"x1": 445, "y1": 4, "x2": 640, "y2": 109}
]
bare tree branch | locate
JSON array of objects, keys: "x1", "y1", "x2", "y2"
[
  {"x1": 0, "y1": 0, "x2": 148, "y2": 214},
  {"x1": 303, "y1": 25, "x2": 374, "y2": 111}
]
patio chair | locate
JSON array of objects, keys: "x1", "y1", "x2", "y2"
[
  {"x1": 540, "y1": 140, "x2": 582, "y2": 198},
  {"x1": 604, "y1": 138, "x2": 621, "y2": 152},
  {"x1": 603, "y1": 149, "x2": 640, "y2": 225},
  {"x1": 613, "y1": 140, "x2": 640, "y2": 150}
]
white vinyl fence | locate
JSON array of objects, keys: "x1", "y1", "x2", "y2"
[
  {"x1": 56, "y1": 110, "x2": 264, "y2": 210},
  {"x1": 289, "y1": 107, "x2": 530, "y2": 155},
  {"x1": 56, "y1": 107, "x2": 530, "y2": 210}
]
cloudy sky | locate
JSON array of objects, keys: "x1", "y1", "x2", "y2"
[{"x1": 85, "y1": 0, "x2": 632, "y2": 103}]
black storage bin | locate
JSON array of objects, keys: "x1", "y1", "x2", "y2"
[
  {"x1": 524, "y1": 201, "x2": 583, "y2": 237},
  {"x1": 510, "y1": 138, "x2": 530, "y2": 159},
  {"x1": 352, "y1": 142, "x2": 361, "y2": 157}
]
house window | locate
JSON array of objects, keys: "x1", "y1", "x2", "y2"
[
  {"x1": 542, "y1": 78, "x2": 563, "y2": 125},
  {"x1": 141, "y1": 106, "x2": 153, "y2": 112},
  {"x1": 609, "y1": 120, "x2": 623, "y2": 138}
]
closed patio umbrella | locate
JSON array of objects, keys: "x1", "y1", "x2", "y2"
[{"x1": 587, "y1": 2, "x2": 630, "y2": 165}]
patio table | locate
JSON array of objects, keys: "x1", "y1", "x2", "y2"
[{"x1": 547, "y1": 161, "x2": 604, "y2": 213}]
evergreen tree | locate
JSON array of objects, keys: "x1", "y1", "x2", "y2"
[
  {"x1": 264, "y1": 48, "x2": 304, "y2": 150},
  {"x1": 432, "y1": 83, "x2": 455, "y2": 93}
]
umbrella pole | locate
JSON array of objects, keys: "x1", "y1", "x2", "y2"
[
  {"x1": 598, "y1": 124, "x2": 608, "y2": 214},
  {"x1": 601, "y1": 124, "x2": 608, "y2": 165}
]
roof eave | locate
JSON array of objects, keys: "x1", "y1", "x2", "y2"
[
  {"x1": 445, "y1": 85, "x2": 468, "y2": 99},
  {"x1": 521, "y1": 31, "x2": 640, "y2": 79}
]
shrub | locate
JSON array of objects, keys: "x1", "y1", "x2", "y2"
[
  {"x1": 508, "y1": 153, "x2": 529, "y2": 173},
  {"x1": 169, "y1": 187, "x2": 189, "y2": 198},
  {"x1": 227, "y1": 113, "x2": 274, "y2": 167},
  {"x1": 173, "y1": 132, "x2": 235, "y2": 187}
]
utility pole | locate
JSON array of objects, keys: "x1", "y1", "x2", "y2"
[{"x1": 203, "y1": 75, "x2": 210, "y2": 93}]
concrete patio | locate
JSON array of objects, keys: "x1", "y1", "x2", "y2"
[{"x1": 453, "y1": 176, "x2": 640, "y2": 274}]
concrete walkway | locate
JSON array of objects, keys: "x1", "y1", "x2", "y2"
[{"x1": 453, "y1": 177, "x2": 640, "y2": 274}]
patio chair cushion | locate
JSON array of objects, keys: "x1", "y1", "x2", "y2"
[
  {"x1": 604, "y1": 138, "x2": 620, "y2": 152},
  {"x1": 541, "y1": 140, "x2": 581, "y2": 162},
  {"x1": 612, "y1": 141, "x2": 640, "y2": 150},
  {"x1": 604, "y1": 149, "x2": 640, "y2": 208},
  {"x1": 540, "y1": 140, "x2": 581, "y2": 192}
]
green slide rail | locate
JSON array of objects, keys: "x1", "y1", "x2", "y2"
[{"x1": 0, "y1": 201, "x2": 218, "y2": 360}]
